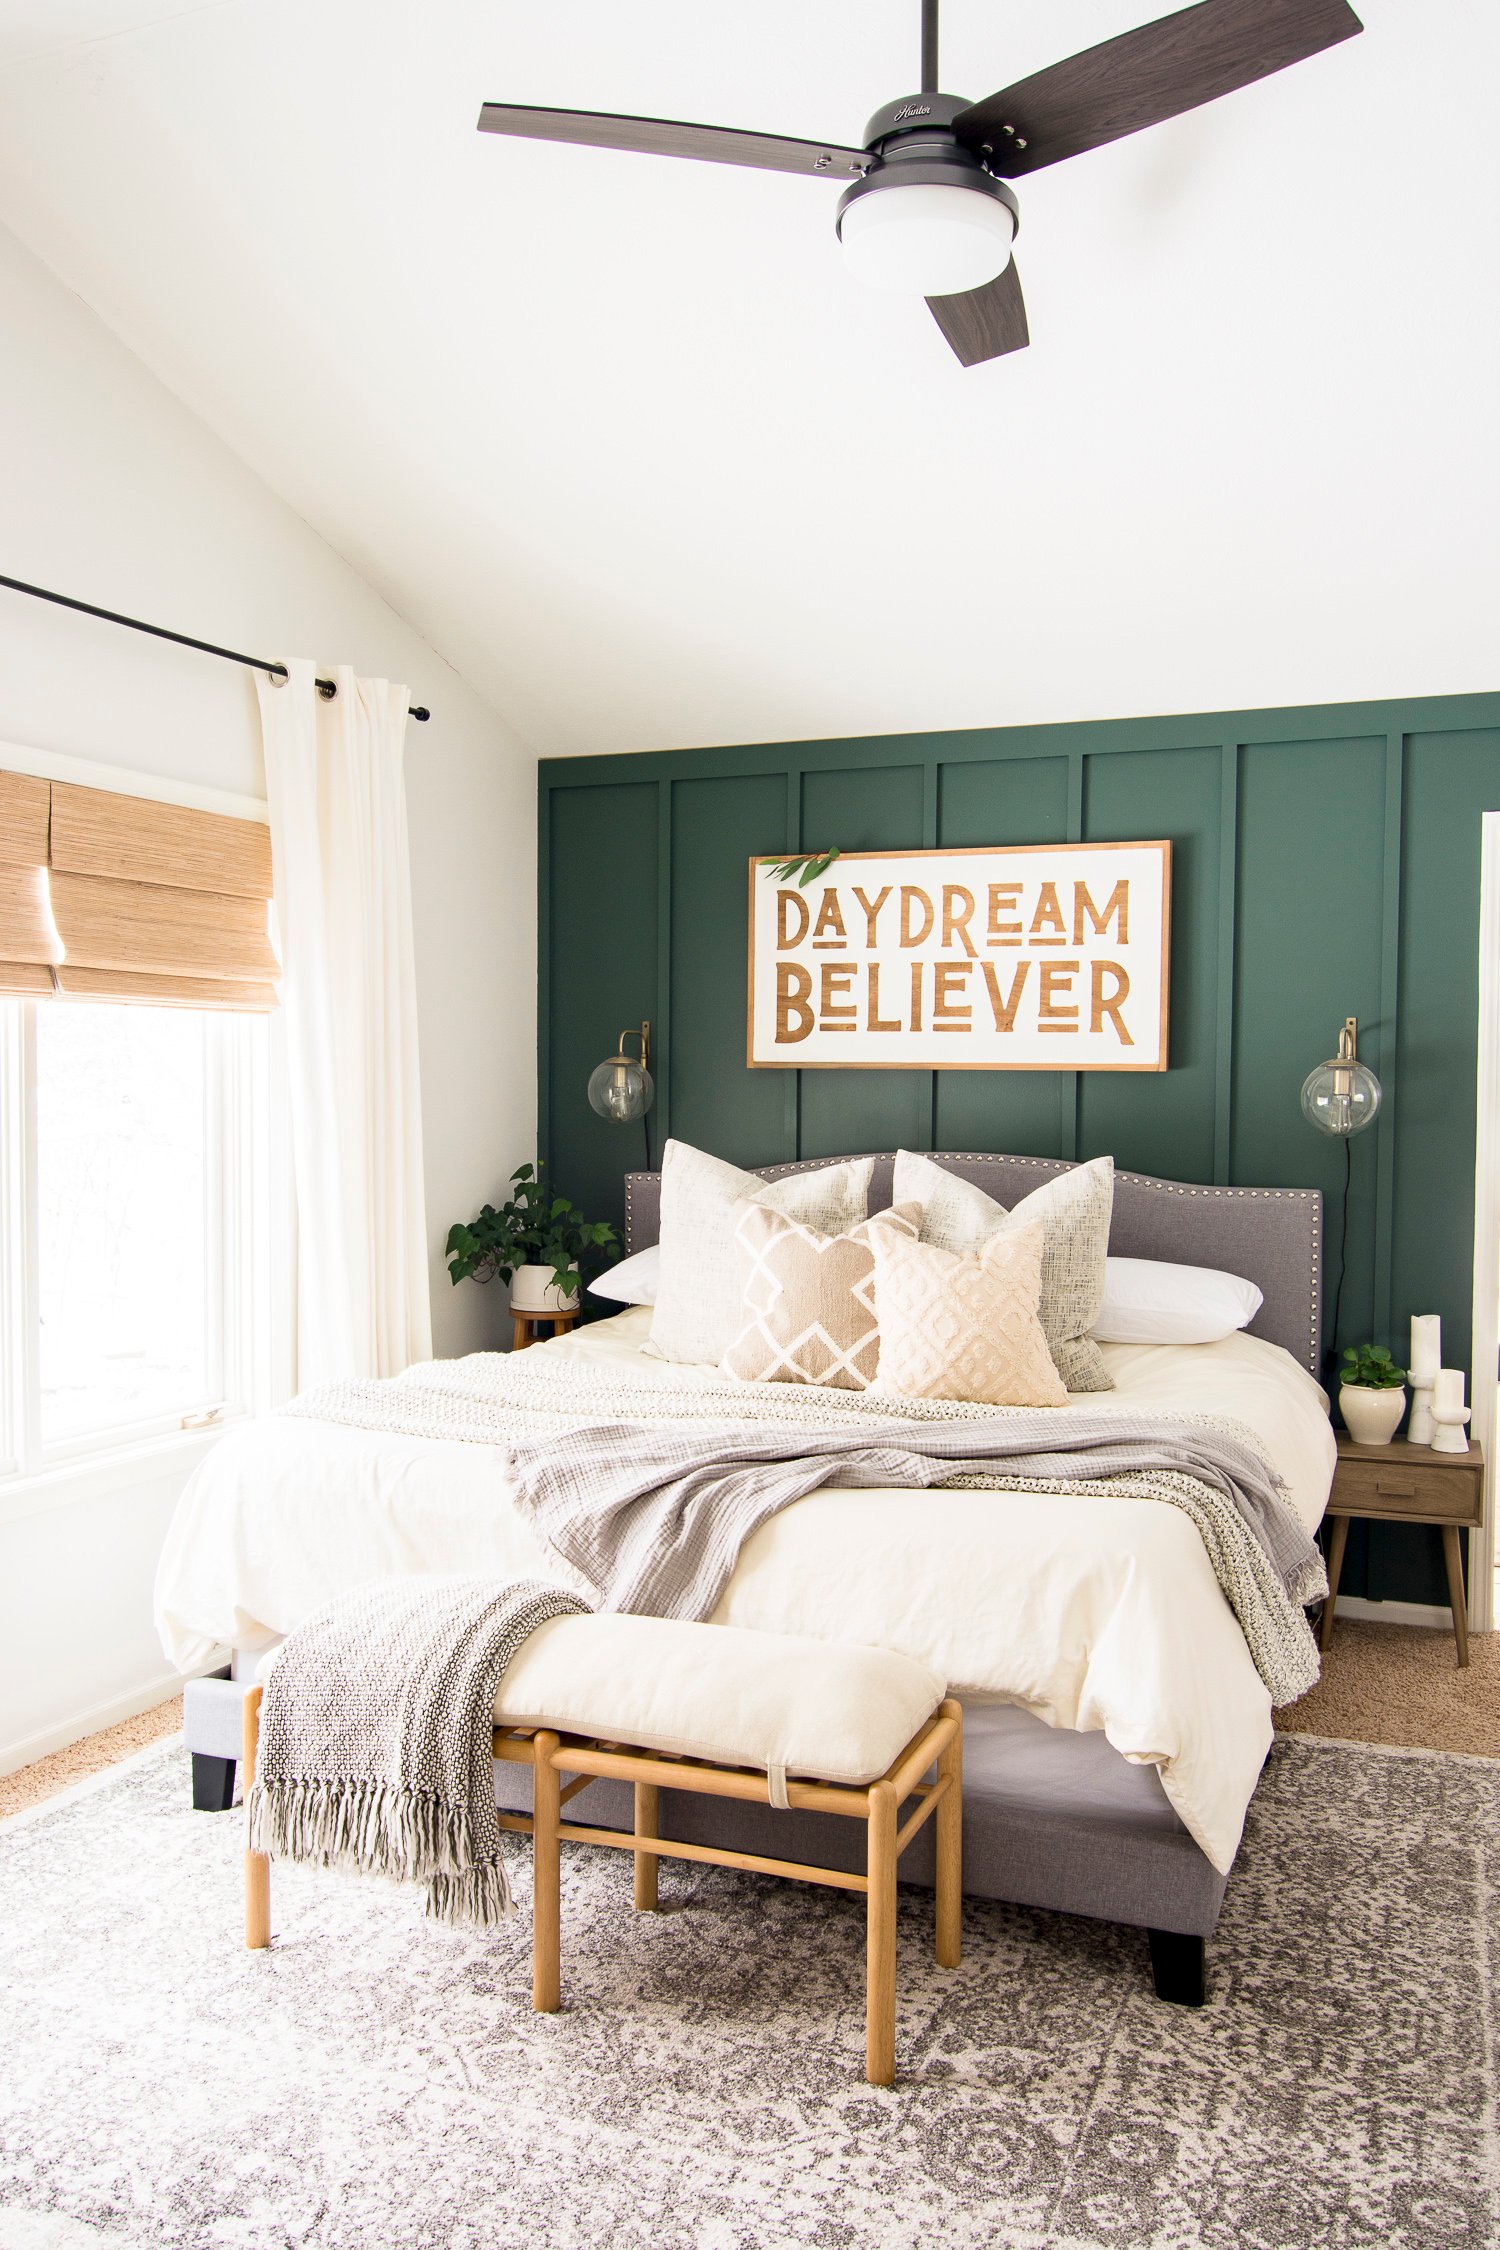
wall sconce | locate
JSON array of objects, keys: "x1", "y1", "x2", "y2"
[
  {"x1": 1301, "y1": 1016, "x2": 1382, "y2": 1376},
  {"x1": 588, "y1": 1021, "x2": 655, "y2": 1164},
  {"x1": 1300, "y1": 1017, "x2": 1381, "y2": 1137}
]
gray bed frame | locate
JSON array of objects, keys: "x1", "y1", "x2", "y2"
[{"x1": 491, "y1": 1151, "x2": 1324, "y2": 2008}]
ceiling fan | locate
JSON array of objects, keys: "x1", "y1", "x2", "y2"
[{"x1": 478, "y1": 0, "x2": 1363, "y2": 366}]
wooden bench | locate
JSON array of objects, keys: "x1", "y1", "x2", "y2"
[{"x1": 242, "y1": 1615, "x2": 963, "y2": 2087}]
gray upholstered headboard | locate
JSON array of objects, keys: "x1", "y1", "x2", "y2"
[{"x1": 624, "y1": 1152, "x2": 1323, "y2": 1376}]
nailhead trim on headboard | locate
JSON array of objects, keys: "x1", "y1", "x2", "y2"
[{"x1": 624, "y1": 1152, "x2": 1323, "y2": 1373}]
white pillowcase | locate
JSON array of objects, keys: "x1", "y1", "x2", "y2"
[
  {"x1": 1091, "y1": 1256, "x2": 1262, "y2": 1346},
  {"x1": 588, "y1": 1245, "x2": 660, "y2": 1307}
]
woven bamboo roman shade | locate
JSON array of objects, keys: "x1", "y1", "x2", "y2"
[
  {"x1": 0, "y1": 771, "x2": 60, "y2": 996},
  {"x1": 0, "y1": 771, "x2": 278, "y2": 1010}
]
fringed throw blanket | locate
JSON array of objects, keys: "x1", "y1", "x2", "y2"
[
  {"x1": 286, "y1": 1353, "x2": 1327, "y2": 1705},
  {"x1": 245, "y1": 1573, "x2": 588, "y2": 1927}
]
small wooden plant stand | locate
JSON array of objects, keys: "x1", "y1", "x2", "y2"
[{"x1": 510, "y1": 1308, "x2": 578, "y2": 1353}]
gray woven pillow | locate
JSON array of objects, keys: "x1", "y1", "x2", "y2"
[
  {"x1": 647, "y1": 1139, "x2": 874, "y2": 1366},
  {"x1": 891, "y1": 1150, "x2": 1116, "y2": 1392}
]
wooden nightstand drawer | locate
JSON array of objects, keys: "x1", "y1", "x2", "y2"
[{"x1": 1331, "y1": 1454, "x2": 1483, "y2": 1525}]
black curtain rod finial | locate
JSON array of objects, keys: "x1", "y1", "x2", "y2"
[{"x1": 1, "y1": 573, "x2": 431, "y2": 722}]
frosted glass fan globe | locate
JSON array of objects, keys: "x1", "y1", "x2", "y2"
[{"x1": 840, "y1": 182, "x2": 1015, "y2": 296}]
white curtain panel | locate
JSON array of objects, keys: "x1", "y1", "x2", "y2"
[{"x1": 258, "y1": 659, "x2": 432, "y2": 1384}]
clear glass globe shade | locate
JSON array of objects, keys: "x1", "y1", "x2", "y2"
[
  {"x1": 840, "y1": 182, "x2": 1015, "y2": 296},
  {"x1": 588, "y1": 1058, "x2": 654, "y2": 1124},
  {"x1": 1299, "y1": 1059, "x2": 1381, "y2": 1136}
]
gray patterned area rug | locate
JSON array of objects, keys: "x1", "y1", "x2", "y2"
[{"x1": 0, "y1": 1734, "x2": 1495, "y2": 2250}]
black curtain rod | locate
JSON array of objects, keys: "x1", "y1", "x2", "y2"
[{"x1": 0, "y1": 572, "x2": 431, "y2": 722}]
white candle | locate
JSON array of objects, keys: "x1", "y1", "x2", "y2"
[
  {"x1": 1432, "y1": 1367, "x2": 1465, "y2": 1417},
  {"x1": 1410, "y1": 1315, "x2": 1442, "y2": 1386}
]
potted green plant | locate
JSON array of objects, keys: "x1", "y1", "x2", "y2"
[
  {"x1": 445, "y1": 1165, "x2": 619, "y2": 1316},
  {"x1": 1338, "y1": 1343, "x2": 1407, "y2": 1446}
]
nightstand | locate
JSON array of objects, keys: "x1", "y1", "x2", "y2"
[{"x1": 1321, "y1": 1435, "x2": 1485, "y2": 1667}]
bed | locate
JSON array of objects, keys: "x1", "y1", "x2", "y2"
[{"x1": 155, "y1": 1151, "x2": 1333, "y2": 2003}]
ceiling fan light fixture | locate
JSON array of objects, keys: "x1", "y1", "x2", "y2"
[{"x1": 837, "y1": 172, "x2": 1018, "y2": 297}]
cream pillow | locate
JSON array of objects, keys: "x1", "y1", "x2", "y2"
[
  {"x1": 647, "y1": 1140, "x2": 874, "y2": 1366},
  {"x1": 870, "y1": 1220, "x2": 1067, "y2": 1408},
  {"x1": 722, "y1": 1202, "x2": 923, "y2": 1390},
  {"x1": 892, "y1": 1151, "x2": 1115, "y2": 1393}
]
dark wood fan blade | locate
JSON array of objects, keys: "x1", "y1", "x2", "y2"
[
  {"x1": 927, "y1": 262, "x2": 1030, "y2": 367},
  {"x1": 954, "y1": 0, "x2": 1362, "y2": 176},
  {"x1": 477, "y1": 102, "x2": 871, "y2": 180}
]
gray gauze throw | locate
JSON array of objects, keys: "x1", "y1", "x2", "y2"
[
  {"x1": 500, "y1": 1414, "x2": 1323, "y2": 1691},
  {"x1": 245, "y1": 1573, "x2": 588, "y2": 1928}
]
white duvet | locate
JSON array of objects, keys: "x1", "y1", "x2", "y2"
[{"x1": 154, "y1": 1309, "x2": 1334, "y2": 1872}]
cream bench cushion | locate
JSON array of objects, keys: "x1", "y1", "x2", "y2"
[{"x1": 495, "y1": 1614, "x2": 945, "y2": 1789}]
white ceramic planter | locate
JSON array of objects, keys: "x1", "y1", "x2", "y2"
[
  {"x1": 1339, "y1": 1382, "x2": 1406, "y2": 1446},
  {"x1": 510, "y1": 1263, "x2": 581, "y2": 1316}
]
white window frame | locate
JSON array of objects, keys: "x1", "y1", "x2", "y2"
[
  {"x1": 0, "y1": 1000, "x2": 271, "y2": 1483},
  {"x1": 0, "y1": 740, "x2": 278, "y2": 1504}
]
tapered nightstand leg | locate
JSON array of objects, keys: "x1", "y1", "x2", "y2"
[
  {"x1": 1321, "y1": 1515, "x2": 1351, "y2": 1652},
  {"x1": 1441, "y1": 1525, "x2": 1470, "y2": 1668}
]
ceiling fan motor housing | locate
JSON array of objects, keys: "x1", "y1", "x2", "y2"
[{"x1": 837, "y1": 92, "x2": 1021, "y2": 246}]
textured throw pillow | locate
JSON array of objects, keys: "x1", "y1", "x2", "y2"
[
  {"x1": 647, "y1": 1140, "x2": 874, "y2": 1366},
  {"x1": 722, "y1": 1201, "x2": 924, "y2": 1389},
  {"x1": 892, "y1": 1150, "x2": 1116, "y2": 1393},
  {"x1": 870, "y1": 1220, "x2": 1067, "y2": 1408}
]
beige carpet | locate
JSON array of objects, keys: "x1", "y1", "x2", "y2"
[
  {"x1": 1277, "y1": 1618, "x2": 1500, "y2": 1755},
  {"x1": 0, "y1": 1696, "x2": 182, "y2": 1821}
]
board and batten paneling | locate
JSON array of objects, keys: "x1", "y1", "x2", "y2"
[{"x1": 540, "y1": 694, "x2": 1500, "y2": 1606}]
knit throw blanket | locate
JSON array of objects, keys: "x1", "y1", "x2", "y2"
[
  {"x1": 245, "y1": 1574, "x2": 588, "y2": 1928},
  {"x1": 286, "y1": 1352, "x2": 1327, "y2": 1706}
]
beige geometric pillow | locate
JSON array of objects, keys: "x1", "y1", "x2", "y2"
[
  {"x1": 870, "y1": 1219, "x2": 1068, "y2": 1409},
  {"x1": 647, "y1": 1140, "x2": 874, "y2": 1366},
  {"x1": 722, "y1": 1202, "x2": 923, "y2": 1389},
  {"x1": 892, "y1": 1150, "x2": 1115, "y2": 1393}
]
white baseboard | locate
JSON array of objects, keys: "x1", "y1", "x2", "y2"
[
  {"x1": 0, "y1": 1670, "x2": 191, "y2": 1779},
  {"x1": 1331, "y1": 1595, "x2": 1464, "y2": 1632}
]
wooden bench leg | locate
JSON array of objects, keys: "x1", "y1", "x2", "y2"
[
  {"x1": 532, "y1": 1730, "x2": 562, "y2": 2013},
  {"x1": 866, "y1": 1780, "x2": 898, "y2": 2087},
  {"x1": 633, "y1": 1782, "x2": 660, "y2": 1912},
  {"x1": 242, "y1": 1685, "x2": 270, "y2": 1951},
  {"x1": 934, "y1": 1700, "x2": 963, "y2": 1971}
]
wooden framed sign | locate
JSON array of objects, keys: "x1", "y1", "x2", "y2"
[{"x1": 747, "y1": 842, "x2": 1171, "y2": 1072}]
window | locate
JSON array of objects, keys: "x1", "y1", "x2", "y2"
[{"x1": 0, "y1": 997, "x2": 268, "y2": 1478}]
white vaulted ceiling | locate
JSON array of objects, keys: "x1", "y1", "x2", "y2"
[{"x1": 0, "y1": 0, "x2": 1495, "y2": 755}]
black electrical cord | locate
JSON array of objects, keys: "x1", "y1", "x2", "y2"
[{"x1": 1326, "y1": 1134, "x2": 1352, "y2": 1376}]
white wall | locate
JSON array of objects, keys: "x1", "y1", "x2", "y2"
[
  {"x1": 0, "y1": 1, "x2": 1493, "y2": 759},
  {"x1": 0, "y1": 220, "x2": 536, "y2": 1771}
]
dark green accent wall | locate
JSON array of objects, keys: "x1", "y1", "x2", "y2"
[{"x1": 540, "y1": 694, "x2": 1499, "y2": 1606}]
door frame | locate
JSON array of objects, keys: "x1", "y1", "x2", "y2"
[{"x1": 1470, "y1": 810, "x2": 1500, "y2": 1634}]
